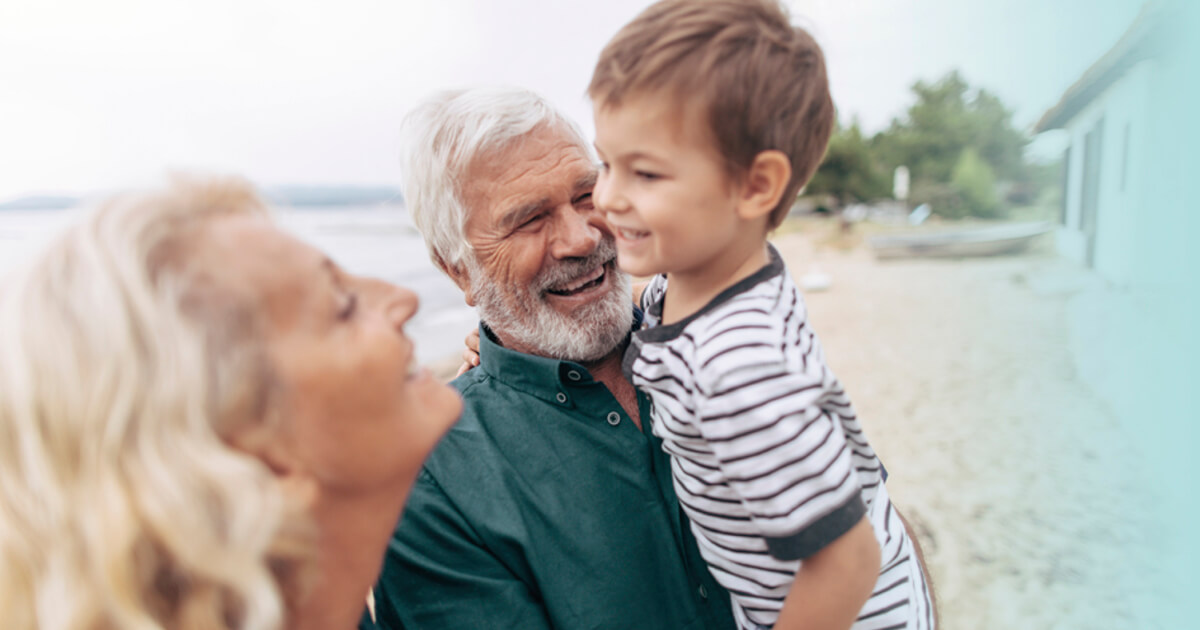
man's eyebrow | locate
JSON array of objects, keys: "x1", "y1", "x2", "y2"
[
  {"x1": 574, "y1": 171, "x2": 598, "y2": 195},
  {"x1": 499, "y1": 198, "x2": 551, "y2": 232}
]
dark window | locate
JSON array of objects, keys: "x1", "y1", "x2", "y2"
[{"x1": 1080, "y1": 117, "x2": 1105, "y2": 267}]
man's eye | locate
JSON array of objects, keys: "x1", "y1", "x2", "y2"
[
  {"x1": 598, "y1": 161, "x2": 610, "y2": 172},
  {"x1": 518, "y1": 213, "x2": 547, "y2": 230},
  {"x1": 574, "y1": 192, "x2": 594, "y2": 208}
]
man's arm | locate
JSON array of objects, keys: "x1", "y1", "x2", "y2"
[
  {"x1": 895, "y1": 507, "x2": 939, "y2": 627},
  {"x1": 373, "y1": 471, "x2": 552, "y2": 630}
]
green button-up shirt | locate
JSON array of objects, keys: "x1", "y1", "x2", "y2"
[{"x1": 371, "y1": 319, "x2": 735, "y2": 629}]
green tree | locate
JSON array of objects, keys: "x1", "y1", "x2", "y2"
[
  {"x1": 806, "y1": 121, "x2": 890, "y2": 206},
  {"x1": 951, "y1": 148, "x2": 1000, "y2": 218},
  {"x1": 871, "y1": 70, "x2": 1029, "y2": 217}
]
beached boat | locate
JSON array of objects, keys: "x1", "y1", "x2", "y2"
[{"x1": 868, "y1": 221, "x2": 1055, "y2": 259}]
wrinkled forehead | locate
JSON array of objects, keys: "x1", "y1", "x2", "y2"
[
  {"x1": 468, "y1": 122, "x2": 592, "y2": 180},
  {"x1": 461, "y1": 125, "x2": 597, "y2": 222}
]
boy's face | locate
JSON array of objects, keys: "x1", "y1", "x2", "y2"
[{"x1": 592, "y1": 94, "x2": 749, "y2": 280}]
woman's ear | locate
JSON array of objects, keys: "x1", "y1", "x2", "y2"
[
  {"x1": 230, "y1": 423, "x2": 301, "y2": 477},
  {"x1": 230, "y1": 424, "x2": 320, "y2": 508},
  {"x1": 736, "y1": 150, "x2": 792, "y2": 222}
]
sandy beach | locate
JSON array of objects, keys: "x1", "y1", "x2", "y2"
[
  {"x1": 427, "y1": 216, "x2": 1166, "y2": 628},
  {"x1": 769, "y1": 219, "x2": 1163, "y2": 629}
]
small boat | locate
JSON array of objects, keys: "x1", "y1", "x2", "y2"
[{"x1": 868, "y1": 221, "x2": 1054, "y2": 259}]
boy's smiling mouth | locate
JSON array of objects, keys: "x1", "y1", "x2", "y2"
[{"x1": 613, "y1": 226, "x2": 650, "y2": 241}]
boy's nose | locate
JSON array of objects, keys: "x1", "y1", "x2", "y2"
[{"x1": 594, "y1": 171, "x2": 629, "y2": 215}]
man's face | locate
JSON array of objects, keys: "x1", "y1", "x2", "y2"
[{"x1": 455, "y1": 124, "x2": 632, "y2": 361}]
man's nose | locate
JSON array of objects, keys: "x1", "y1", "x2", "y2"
[{"x1": 550, "y1": 204, "x2": 601, "y2": 259}]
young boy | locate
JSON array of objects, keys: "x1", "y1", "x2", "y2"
[{"x1": 588, "y1": 1, "x2": 933, "y2": 628}]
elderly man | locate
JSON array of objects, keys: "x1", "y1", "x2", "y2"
[{"x1": 369, "y1": 87, "x2": 736, "y2": 629}]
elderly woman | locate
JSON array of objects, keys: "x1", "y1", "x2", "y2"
[{"x1": 0, "y1": 177, "x2": 462, "y2": 630}]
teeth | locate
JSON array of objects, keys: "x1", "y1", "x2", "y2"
[
  {"x1": 549, "y1": 265, "x2": 605, "y2": 294},
  {"x1": 618, "y1": 227, "x2": 648, "y2": 240}
]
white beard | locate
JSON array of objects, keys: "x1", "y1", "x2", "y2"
[{"x1": 465, "y1": 240, "x2": 632, "y2": 362}]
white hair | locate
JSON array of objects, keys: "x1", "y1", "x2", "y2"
[
  {"x1": 398, "y1": 86, "x2": 592, "y2": 270},
  {"x1": 0, "y1": 177, "x2": 311, "y2": 630}
]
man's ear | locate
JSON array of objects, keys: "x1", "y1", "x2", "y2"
[
  {"x1": 736, "y1": 150, "x2": 792, "y2": 222},
  {"x1": 434, "y1": 252, "x2": 477, "y2": 307}
]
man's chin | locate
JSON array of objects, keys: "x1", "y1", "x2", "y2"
[{"x1": 487, "y1": 282, "x2": 630, "y2": 362}]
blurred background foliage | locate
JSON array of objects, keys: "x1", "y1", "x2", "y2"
[{"x1": 806, "y1": 70, "x2": 1060, "y2": 220}]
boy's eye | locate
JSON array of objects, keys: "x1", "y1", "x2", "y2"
[{"x1": 635, "y1": 170, "x2": 661, "y2": 181}]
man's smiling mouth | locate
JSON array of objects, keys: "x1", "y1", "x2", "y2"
[{"x1": 546, "y1": 262, "x2": 608, "y2": 297}]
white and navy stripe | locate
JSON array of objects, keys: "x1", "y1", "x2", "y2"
[{"x1": 625, "y1": 246, "x2": 932, "y2": 629}]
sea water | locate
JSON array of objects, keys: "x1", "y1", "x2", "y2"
[{"x1": 0, "y1": 204, "x2": 477, "y2": 364}]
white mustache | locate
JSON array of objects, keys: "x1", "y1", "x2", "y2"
[{"x1": 535, "y1": 237, "x2": 619, "y2": 294}]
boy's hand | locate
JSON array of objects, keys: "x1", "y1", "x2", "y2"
[
  {"x1": 773, "y1": 516, "x2": 880, "y2": 630},
  {"x1": 455, "y1": 327, "x2": 482, "y2": 377}
]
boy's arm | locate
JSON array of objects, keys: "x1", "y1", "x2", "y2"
[{"x1": 773, "y1": 516, "x2": 880, "y2": 630}]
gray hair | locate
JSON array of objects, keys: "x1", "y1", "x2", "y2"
[{"x1": 399, "y1": 86, "x2": 591, "y2": 270}]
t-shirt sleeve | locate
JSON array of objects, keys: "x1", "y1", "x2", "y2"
[{"x1": 692, "y1": 315, "x2": 865, "y2": 561}]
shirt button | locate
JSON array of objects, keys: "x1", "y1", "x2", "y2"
[
  {"x1": 555, "y1": 392, "x2": 568, "y2": 404},
  {"x1": 698, "y1": 584, "x2": 708, "y2": 599},
  {"x1": 567, "y1": 370, "x2": 582, "y2": 381},
  {"x1": 606, "y1": 411, "x2": 621, "y2": 426}
]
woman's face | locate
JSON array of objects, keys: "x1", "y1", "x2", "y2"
[{"x1": 201, "y1": 216, "x2": 461, "y2": 493}]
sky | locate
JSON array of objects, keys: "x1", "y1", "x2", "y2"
[{"x1": 0, "y1": 0, "x2": 1145, "y2": 201}]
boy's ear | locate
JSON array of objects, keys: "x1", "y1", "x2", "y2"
[
  {"x1": 434, "y1": 253, "x2": 477, "y2": 307},
  {"x1": 736, "y1": 150, "x2": 792, "y2": 221}
]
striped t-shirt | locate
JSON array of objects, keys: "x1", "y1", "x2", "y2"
[{"x1": 623, "y1": 246, "x2": 933, "y2": 630}]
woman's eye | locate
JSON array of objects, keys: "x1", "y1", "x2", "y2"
[{"x1": 338, "y1": 293, "x2": 358, "y2": 320}]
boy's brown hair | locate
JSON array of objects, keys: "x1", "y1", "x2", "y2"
[{"x1": 589, "y1": 0, "x2": 834, "y2": 229}]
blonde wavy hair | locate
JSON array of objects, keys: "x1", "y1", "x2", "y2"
[{"x1": 0, "y1": 177, "x2": 312, "y2": 630}]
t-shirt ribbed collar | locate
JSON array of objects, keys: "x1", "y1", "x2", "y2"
[{"x1": 637, "y1": 243, "x2": 784, "y2": 344}]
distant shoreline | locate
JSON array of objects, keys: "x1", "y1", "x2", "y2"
[{"x1": 0, "y1": 185, "x2": 405, "y2": 211}]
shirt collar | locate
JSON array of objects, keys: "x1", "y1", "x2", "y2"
[
  {"x1": 476, "y1": 308, "x2": 644, "y2": 404},
  {"x1": 639, "y1": 243, "x2": 783, "y2": 343}
]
